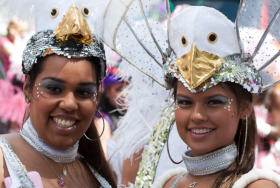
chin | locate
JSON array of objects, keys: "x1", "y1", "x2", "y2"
[
  {"x1": 189, "y1": 144, "x2": 217, "y2": 156},
  {"x1": 48, "y1": 138, "x2": 77, "y2": 150}
]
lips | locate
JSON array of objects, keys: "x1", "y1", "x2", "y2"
[
  {"x1": 189, "y1": 128, "x2": 215, "y2": 134},
  {"x1": 53, "y1": 117, "x2": 77, "y2": 128}
]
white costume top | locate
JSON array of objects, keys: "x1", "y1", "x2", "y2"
[
  {"x1": 152, "y1": 167, "x2": 280, "y2": 188},
  {"x1": 0, "y1": 136, "x2": 112, "y2": 188}
]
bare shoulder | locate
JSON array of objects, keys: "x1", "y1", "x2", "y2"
[
  {"x1": 247, "y1": 179, "x2": 278, "y2": 188},
  {"x1": 0, "y1": 136, "x2": 6, "y2": 187},
  {"x1": 121, "y1": 149, "x2": 143, "y2": 186},
  {"x1": 163, "y1": 174, "x2": 181, "y2": 188}
]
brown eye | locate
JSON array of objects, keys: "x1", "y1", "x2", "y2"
[
  {"x1": 181, "y1": 35, "x2": 188, "y2": 47},
  {"x1": 207, "y1": 32, "x2": 218, "y2": 44},
  {"x1": 82, "y1": 7, "x2": 90, "y2": 17},
  {"x1": 50, "y1": 8, "x2": 59, "y2": 18}
]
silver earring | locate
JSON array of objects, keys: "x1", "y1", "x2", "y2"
[
  {"x1": 239, "y1": 114, "x2": 248, "y2": 165},
  {"x1": 21, "y1": 104, "x2": 29, "y2": 130},
  {"x1": 84, "y1": 111, "x2": 105, "y2": 142},
  {"x1": 24, "y1": 95, "x2": 30, "y2": 103},
  {"x1": 167, "y1": 122, "x2": 183, "y2": 164}
]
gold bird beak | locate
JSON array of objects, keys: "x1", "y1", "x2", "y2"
[
  {"x1": 54, "y1": 4, "x2": 93, "y2": 44},
  {"x1": 176, "y1": 45, "x2": 223, "y2": 89}
]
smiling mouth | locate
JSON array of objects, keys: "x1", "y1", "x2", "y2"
[
  {"x1": 53, "y1": 117, "x2": 77, "y2": 128},
  {"x1": 189, "y1": 128, "x2": 215, "y2": 134}
]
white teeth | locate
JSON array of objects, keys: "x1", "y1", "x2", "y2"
[
  {"x1": 191, "y1": 128, "x2": 212, "y2": 134},
  {"x1": 53, "y1": 118, "x2": 76, "y2": 128}
]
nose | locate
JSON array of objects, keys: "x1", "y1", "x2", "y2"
[
  {"x1": 191, "y1": 103, "x2": 208, "y2": 123},
  {"x1": 59, "y1": 92, "x2": 78, "y2": 112}
]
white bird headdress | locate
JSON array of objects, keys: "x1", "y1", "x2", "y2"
[
  {"x1": 100, "y1": 0, "x2": 280, "y2": 176},
  {"x1": 102, "y1": 0, "x2": 280, "y2": 93},
  {"x1": 7, "y1": 0, "x2": 109, "y2": 77}
]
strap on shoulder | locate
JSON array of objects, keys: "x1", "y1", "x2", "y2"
[{"x1": 0, "y1": 136, "x2": 34, "y2": 187}]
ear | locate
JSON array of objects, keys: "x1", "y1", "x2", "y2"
[
  {"x1": 240, "y1": 100, "x2": 253, "y2": 120},
  {"x1": 23, "y1": 75, "x2": 32, "y2": 102}
]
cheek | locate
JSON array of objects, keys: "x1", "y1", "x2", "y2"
[
  {"x1": 79, "y1": 101, "x2": 97, "y2": 120},
  {"x1": 175, "y1": 109, "x2": 190, "y2": 139}
]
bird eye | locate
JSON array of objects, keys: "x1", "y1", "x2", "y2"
[
  {"x1": 181, "y1": 35, "x2": 188, "y2": 47},
  {"x1": 81, "y1": 7, "x2": 90, "y2": 17},
  {"x1": 207, "y1": 32, "x2": 218, "y2": 44},
  {"x1": 50, "y1": 8, "x2": 59, "y2": 18}
]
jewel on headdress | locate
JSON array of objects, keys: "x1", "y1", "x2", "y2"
[{"x1": 43, "y1": 49, "x2": 54, "y2": 57}]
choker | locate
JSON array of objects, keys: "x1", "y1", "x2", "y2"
[
  {"x1": 20, "y1": 118, "x2": 79, "y2": 163},
  {"x1": 182, "y1": 143, "x2": 237, "y2": 176}
]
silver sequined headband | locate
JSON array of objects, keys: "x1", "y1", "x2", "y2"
[{"x1": 22, "y1": 30, "x2": 106, "y2": 77}]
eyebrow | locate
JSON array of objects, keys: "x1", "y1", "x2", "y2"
[
  {"x1": 207, "y1": 94, "x2": 228, "y2": 99},
  {"x1": 42, "y1": 77, "x2": 97, "y2": 86},
  {"x1": 42, "y1": 77, "x2": 65, "y2": 83},
  {"x1": 176, "y1": 94, "x2": 191, "y2": 99},
  {"x1": 79, "y1": 82, "x2": 97, "y2": 87},
  {"x1": 176, "y1": 94, "x2": 228, "y2": 99}
]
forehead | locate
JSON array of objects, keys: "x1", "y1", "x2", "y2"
[
  {"x1": 38, "y1": 55, "x2": 96, "y2": 83},
  {"x1": 177, "y1": 81, "x2": 235, "y2": 98}
]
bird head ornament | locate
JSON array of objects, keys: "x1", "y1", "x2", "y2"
[
  {"x1": 9, "y1": 0, "x2": 108, "y2": 77},
  {"x1": 101, "y1": 0, "x2": 280, "y2": 94}
]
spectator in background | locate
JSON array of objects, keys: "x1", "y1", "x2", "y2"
[
  {"x1": 255, "y1": 85, "x2": 280, "y2": 174},
  {"x1": 0, "y1": 17, "x2": 24, "y2": 76},
  {"x1": 0, "y1": 17, "x2": 26, "y2": 133},
  {"x1": 95, "y1": 66, "x2": 129, "y2": 159}
]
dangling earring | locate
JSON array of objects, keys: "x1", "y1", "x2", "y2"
[
  {"x1": 239, "y1": 114, "x2": 248, "y2": 165},
  {"x1": 84, "y1": 111, "x2": 105, "y2": 142},
  {"x1": 21, "y1": 104, "x2": 30, "y2": 130},
  {"x1": 24, "y1": 95, "x2": 30, "y2": 104},
  {"x1": 21, "y1": 95, "x2": 30, "y2": 129},
  {"x1": 167, "y1": 121, "x2": 183, "y2": 164}
]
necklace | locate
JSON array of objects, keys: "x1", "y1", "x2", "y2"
[
  {"x1": 174, "y1": 172, "x2": 217, "y2": 188},
  {"x1": 19, "y1": 118, "x2": 78, "y2": 187},
  {"x1": 182, "y1": 143, "x2": 237, "y2": 176},
  {"x1": 189, "y1": 182, "x2": 198, "y2": 188},
  {"x1": 41, "y1": 154, "x2": 68, "y2": 187},
  {"x1": 20, "y1": 118, "x2": 79, "y2": 163},
  {"x1": 188, "y1": 173, "x2": 219, "y2": 188}
]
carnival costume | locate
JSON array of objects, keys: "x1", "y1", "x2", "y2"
[
  {"x1": 0, "y1": 0, "x2": 113, "y2": 187},
  {"x1": 100, "y1": 0, "x2": 280, "y2": 187}
]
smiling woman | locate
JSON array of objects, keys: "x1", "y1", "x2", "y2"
[
  {"x1": 150, "y1": 5, "x2": 280, "y2": 188},
  {"x1": 25, "y1": 55, "x2": 99, "y2": 150},
  {"x1": 0, "y1": 1, "x2": 116, "y2": 187}
]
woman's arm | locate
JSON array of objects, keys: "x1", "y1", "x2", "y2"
[{"x1": 121, "y1": 149, "x2": 143, "y2": 186}]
